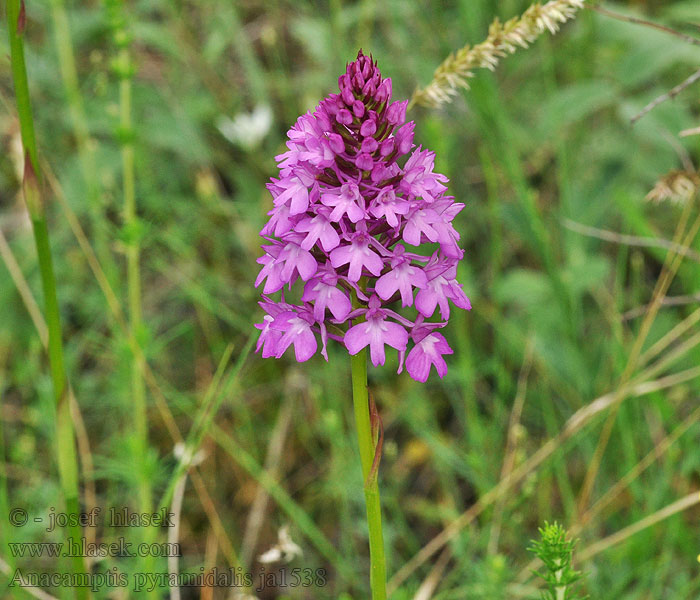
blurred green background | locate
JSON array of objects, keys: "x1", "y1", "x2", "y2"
[{"x1": 1, "y1": 0, "x2": 700, "y2": 598}]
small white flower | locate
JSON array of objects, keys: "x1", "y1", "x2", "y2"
[
  {"x1": 217, "y1": 105, "x2": 272, "y2": 150},
  {"x1": 173, "y1": 442, "x2": 206, "y2": 468},
  {"x1": 257, "y1": 525, "x2": 303, "y2": 564}
]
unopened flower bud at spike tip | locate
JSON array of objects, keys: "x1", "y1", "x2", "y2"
[{"x1": 253, "y1": 50, "x2": 470, "y2": 382}]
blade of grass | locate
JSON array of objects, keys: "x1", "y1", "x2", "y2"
[
  {"x1": 0, "y1": 556, "x2": 59, "y2": 600},
  {"x1": 5, "y1": 2, "x2": 89, "y2": 597},
  {"x1": 623, "y1": 294, "x2": 700, "y2": 320},
  {"x1": 638, "y1": 306, "x2": 700, "y2": 367},
  {"x1": 0, "y1": 232, "x2": 98, "y2": 552},
  {"x1": 240, "y1": 388, "x2": 295, "y2": 568},
  {"x1": 104, "y1": 0, "x2": 156, "y2": 588},
  {"x1": 388, "y1": 360, "x2": 700, "y2": 592},
  {"x1": 48, "y1": 0, "x2": 114, "y2": 278},
  {"x1": 577, "y1": 198, "x2": 700, "y2": 512},
  {"x1": 562, "y1": 218, "x2": 700, "y2": 264},
  {"x1": 516, "y1": 394, "x2": 700, "y2": 583},
  {"x1": 0, "y1": 364, "x2": 21, "y2": 600},
  {"x1": 0, "y1": 230, "x2": 47, "y2": 345},
  {"x1": 149, "y1": 336, "x2": 251, "y2": 578},
  {"x1": 470, "y1": 74, "x2": 580, "y2": 340},
  {"x1": 577, "y1": 491, "x2": 700, "y2": 561},
  {"x1": 43, "y1": 159, "x2": 243, "y2": 571},
  {"x1": 209, "y1": 422, "x2": 356, "y2": 584},
  {"x1": 581, "y1": 400, "x2": 700, "y2": 528},
  {"x1": 157, "y1": 341, "x2": 237, "y2": 510},
  {"x1": 591, "y1": 4, "x2": 700, "y2": 47},
  {"x1": 487, "y1": 340, "x2": 533, "y2": 555}
]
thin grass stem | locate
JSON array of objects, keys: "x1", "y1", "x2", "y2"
[
  {"x1": 39, "y1": 163, "x2": 242, "y2": 570},
  {"x1": 577, "y1": 492, "x2": 700, "y2": 562},
  {"x1": 388, "y1": 358, "x2": 700, "y2": 592},
  {"x1": 577, "y1": 200, "x2": 700, "y2": 512},
  {"x1": 110, "y1": 0, "x2": 156, "y2": 583},
  {"x1": 210, "y1": 423, "x2": 354, "y2": 582},
  {"x1": 6, "y1": 3, "x2": 89, "y2": 597},
  {"x1": 0, "y1": 374, "x2": 20, "y2": 600}
]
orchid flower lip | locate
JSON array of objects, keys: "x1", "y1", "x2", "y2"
[{"x1": 254, "y1": 50, "x2": 470, "y2": 382}]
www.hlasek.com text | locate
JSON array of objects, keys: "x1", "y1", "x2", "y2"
[{"x1": 7, "y1": 537, "x2": 180, "y2": 559}]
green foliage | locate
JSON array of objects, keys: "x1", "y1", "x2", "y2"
[{"x1": 529, "y1": 522, "x2": 587, "y2": 600}]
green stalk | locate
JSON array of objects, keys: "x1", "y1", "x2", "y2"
[
  {"x1": 106, "y1": 2, "x2": 155, "y2": 594},
  {"x1": 117, "y1": 15, "x2": 151, "y2": 530},
  {"x1": 350, "y1": 348, "x2": 387, "y2": 600},
  {"x1": 6, "y1": 3, "x2": 89, "y2": 599},
  {"x1": 122, "y1": 64, "x2": 153, "y2": 562},
  {"x1": 0, "y1": 377, "x2": 20, "y2": 600}
]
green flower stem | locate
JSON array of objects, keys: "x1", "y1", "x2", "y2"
[
  {"x1": 351, "y1": 348, "x2": 387, "y2": 600},
  {"x1": 6, "y1": 3, "x2": 88, "y2": 598},
  {"x1": 117, "y1": 14, "x2": 151, "y2": 530},
  {"x1": 107, "y1": 2, "x2": 156, "y2": 593}
]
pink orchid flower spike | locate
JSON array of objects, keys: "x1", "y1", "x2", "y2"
[{"x1": 254, "y1": 50, "x2": 471, "y2": 382}]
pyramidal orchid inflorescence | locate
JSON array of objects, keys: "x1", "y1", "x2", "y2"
[{"x1": 254, "y1": 51, "x2": 471, "y2": 382}]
